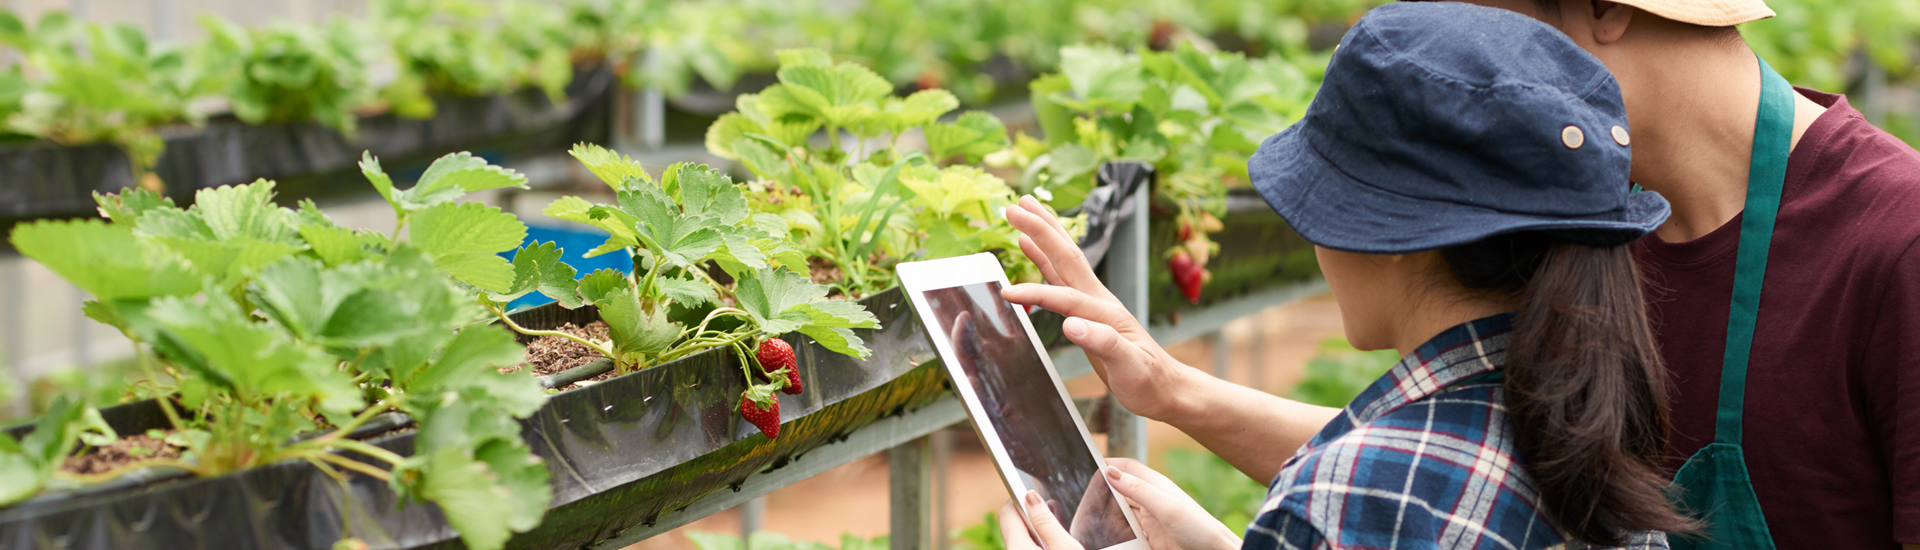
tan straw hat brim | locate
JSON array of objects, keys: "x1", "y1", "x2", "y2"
[{"x1": 1611, "y1": 0, "x2": 1775, "y2": 26}]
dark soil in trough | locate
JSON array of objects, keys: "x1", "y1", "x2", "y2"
[
  {"x1": 504, "y1": 321, "x2": 610, "y2": 377},
  {"x1": 61, "y1": 433, "x2": 182, "y2": 475}
]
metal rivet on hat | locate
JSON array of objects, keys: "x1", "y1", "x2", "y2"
[
  {"x1": 1561, "y1": 126, "x2": 1585, "y2": 149},
  {"x1": 1612, "y1": 125, "x2": 1631, "y2": 146}
]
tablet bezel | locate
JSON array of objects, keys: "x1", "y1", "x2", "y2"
[{"x1": 897, "y1": 253, "x2": 1149, "y2": 550}]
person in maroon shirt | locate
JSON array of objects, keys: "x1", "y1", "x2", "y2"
[{"x1": 1436, "y1": 1, "x2": 1920, "y2": 548}]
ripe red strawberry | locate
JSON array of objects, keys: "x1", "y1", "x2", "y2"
[
  {"x1": 1169, "y1": 251, "x2": 1204, "y2": 304},
  {"x1": 740, "y1": 387, "x2": 781, "y2": 439},
  {"x1": 757, "y1": 338, "x2": 801, "y2": 395},
  {"x1": 1169, "y1": 250, "x2": 1198, "y2": 282},
  {"x1": 1178, "y1": 276, "x2": 1202, "y2": 304}
]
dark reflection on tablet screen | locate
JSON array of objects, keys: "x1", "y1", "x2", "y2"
[{"x1": 926, "y1": 281, "x2": 1135, "y2": 549}]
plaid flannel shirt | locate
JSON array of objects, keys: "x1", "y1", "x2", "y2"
[{"x1": 1243, "y1": 314, "x2": 1668, "y2": 550}]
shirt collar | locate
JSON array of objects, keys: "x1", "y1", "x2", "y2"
[{"x1": 1345, "y1": 313, "x2": 1514, "y2": 424}]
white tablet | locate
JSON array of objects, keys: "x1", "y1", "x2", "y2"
[{"x1": 898, "y1": 253, "x2": 1149, "y2": 550}]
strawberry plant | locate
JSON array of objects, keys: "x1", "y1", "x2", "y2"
[
  {"x1": 479, "y1": 143, "x2": 878, "y2": 438},
  {"x1": 704, "y1": 49, "x2": 1066, "y2": 297},
  {"x1": 483, "y1": 143, "x2": 879, "y2": 373},
  {"x1": 1001, "y1": 44, "x2": 1324, "y2": 302},
  {"x1": 371, "y1": 0, "x2": 577, "y2": 118},
  {"x1": 3, "y1": 152, "x2": 552, "y2": 550},
  {"x1": 198, "y1": 17, "x2": 374, "y2": 135}
]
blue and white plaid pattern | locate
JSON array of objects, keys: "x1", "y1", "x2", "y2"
[{"x1": 1243, "y1": 314, "x2": 1667, "y2": 550}]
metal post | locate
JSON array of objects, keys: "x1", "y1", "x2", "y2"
[
  {"x1": 739, "y1": 496, "x2": 766, "y2": 545},
  {"x1": 152, "y1": 0, "x2": 176, "y2": 44},
  {"x1": 643, "y1": 88, "x2": 665, "y2": 151},
  {"x1": 3, "y1": 258, "x2": 26, "y2": 419},
  {"x1": 889, "y1": 435, "x2": 933, "y2": 550},
  {"x1": 932, "y1": 428, "x2": 953, "y2": 550},
  {"x1": 1102, "y1": 184, "x2": 1151, "y2": 463}
]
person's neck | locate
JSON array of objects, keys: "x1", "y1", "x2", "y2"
[
  {"x1": 1391, "y1": 296, "x2": 1513, "y2": 358},
  {"x1": 1625, "y1": 42, "x2": 1827, "y2": 243}
]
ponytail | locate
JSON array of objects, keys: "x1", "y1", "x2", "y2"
[{"x1": 1442, "y1": 232, "x2": 1697, "y2": 546}]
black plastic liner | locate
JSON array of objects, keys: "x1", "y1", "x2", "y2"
[
  {"x1": 0, "y1": 65, "x2": 616, "y2": 221},
  {"x1": 1146, "y1": 187, "x2": 1319, "y2": 323}
]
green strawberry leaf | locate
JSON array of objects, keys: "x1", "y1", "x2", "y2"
[
  {"x1": 654, "y1": 276, "x2": 715, "y2": 308},
  {"x1": 872, "y1": 89, "x2": 959, "y2": 135},
  {"x1": 798, "y1": 325, "x2": 870, "y2": 360},
  {"x1": 493, "y1": 241, "x2": 582, "y2": 307},
  {"x1": 409, "y1": 202, "x2": 528, "y2": 292},
  {"x1": 576, "y1": 268, "x2": 627, "y2": 304},
  {"x1": 363, "y1": 152, "x2": 529, "y2": 217},
  {"x1": 545, "y1": 196, "x2": 641, "y2": 257},
  {"x1": 756, "y1": 49, "x2": 892, "y2": 131},
  {"x1": 0, "y1": 449, "x2": 40, "y2": 506},
  {"x1": 1058, "y1": 45, "x2": 1146, "y2": 112},
  {"x1": 9, "y1": 219, "x2": 198, "y2": 300},
  {"x1": 569, "y1": 142, "x2": 652, "y2": 190},
  {"x1": 407, "y1": 326, "x2": 545, "y2": 418},
  {"x1": 295, "y1": 200, "x2": 377, "y2": 266},
  {"x1": 734, "y1": 268, "x2": 877, "y2": 344},
  {"x1": 411, "y1": 152, "x2": 530, "y2": 204},
  {"x1": 669, "y1": 163, "x2": 749, "y2": 225},
  {"x1": 142, "y1": 293, "x2": 363, "y2": 416},
  {"x1": 249, "y1": 257, "x2": 439, "y2": 350},
  {"x1": 925, "y1": 111, "x2": 1009, "y2": 163},
  {"x1": 413, "y1": 445, "x2": 521, "y2": 550},
  {"x1": 595, "y1": 288, "x2": 681, "y2": 359},
  {"x1": 620, "y1": 185, "x2": 724, "y2": 270},
  {"x1": 921, "y1": 218, "x2": 986, "y2": 260},
  {"x1": 709, "y1": 231, "x2": 774, "y2": 278},
  {"x1": 93, "y1": 188, "x2": 175, "y2": 225},
  {"x1": 125, "y1": 181, "x2": 306, "y2": 282},
  {"x1": 901, "y1": 165, "x2": 1011, "y2": 221},
  {"x1": 473, "y1": 438, "x2": 552, "y2": 532},
  {"x1": 190, "y1": 180, "x2": 303, "y2": 244}
]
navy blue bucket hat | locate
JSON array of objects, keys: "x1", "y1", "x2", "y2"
[{"x1": 1249, "y1": 1, "x2": 1670, "y2": 254}]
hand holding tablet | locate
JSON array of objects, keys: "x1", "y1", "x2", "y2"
[{"x1": 899, "y1": 253, "x2": 1149, "y2": 550}]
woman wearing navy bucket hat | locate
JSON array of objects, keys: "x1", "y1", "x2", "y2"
[{"x1": 994, "y1": 3, "x2": 1693, "y2": 550}]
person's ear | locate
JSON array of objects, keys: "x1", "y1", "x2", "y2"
[{"x1": 1587, "y1": 0, "x2": 1634, "y2": 45}]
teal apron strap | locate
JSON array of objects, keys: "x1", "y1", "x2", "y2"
[
  {"x1": 1712, "y1": 57, "x2": 1794, "y2": 446},
  {"x1": 1666, "y1": 57, "x2": 1793, "y2": 550}
]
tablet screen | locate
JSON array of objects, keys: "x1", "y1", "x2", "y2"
[{"x1": 924, "y1": 280, "x2": 1138, "y2": 549}]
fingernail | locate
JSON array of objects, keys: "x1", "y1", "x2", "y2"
[
  {"x1": 1025, "y1": 491, "x2": 1043, "y2": 506},
  {"x1": 1063, "y1": 317, "x2": 1087, "y2": 339},
  {"x1": 1104, "y1": 466, "x2": 1123, "y2": 482}
]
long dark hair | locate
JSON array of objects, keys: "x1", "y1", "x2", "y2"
[{"x1": 1442, "y1": 232, "x2": 1697, "y2": 545}]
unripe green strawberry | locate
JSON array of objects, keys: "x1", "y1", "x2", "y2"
[
  {"x1": 740, "y1": 388, "x2": 781, "y2": 439},
  {"x1": 758, "y1": 338, "x2": 801, "y2": 395}
]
